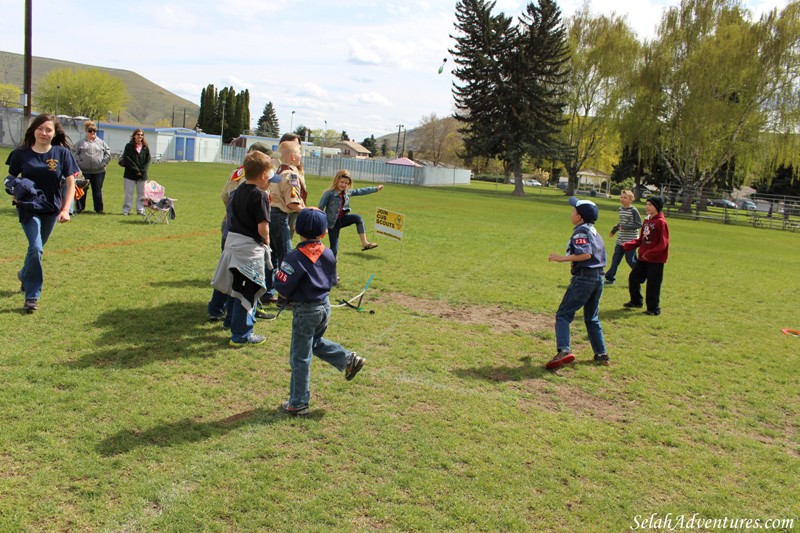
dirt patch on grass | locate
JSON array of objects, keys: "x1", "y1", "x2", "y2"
[
  {"x1": 373, "y1": 292, "x2": 552, "y2": 334},
  {"x1": 516, "y1": 379, "x2": 634, "y2": 424}
]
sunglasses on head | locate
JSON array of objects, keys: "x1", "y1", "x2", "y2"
[{"x1": 87, "y1": 128, "x2": 96, "y2": 133}]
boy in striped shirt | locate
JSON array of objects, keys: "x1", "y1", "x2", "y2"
[{"x1": 605, "y1": 190, "x2": 641, "y2": 286}]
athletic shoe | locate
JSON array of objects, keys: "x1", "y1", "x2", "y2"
[
  {"x1": 208, "y1": 314, "x2": 223, "y2": 322},
  {"x1": 623, "y1": 301, "x2": 643, "y2": 308},
  {"x1": 260, "y1": 293, "x2": 279, "y2": 305},
  {"x1": 229, "y1": 334, "x2": 266, "y2": 347},
  {"x1": 280, "y1": 401, "x2": 309, "y2": 417},
  {"x1": 604, "y1": 280, "x2": 614, "y2": 286},
  {"x1": 254, "y1": 309, "x2": 276, "y2": 320},
  {"x1": 594, "y1": 354, "x2": 610, "y2": 366},
  {"x1": 644, "y1": 310, "x2": 661, "y2": 316},
  {"x1": 545, "y1": 350, "x2": 575, "y2": 370},
  {"x1": 344, "y1": 353, "x2": 365, "y2": 381},
  {"x1": 24, "y1": 299, "x2": 38, "y2": 313}
]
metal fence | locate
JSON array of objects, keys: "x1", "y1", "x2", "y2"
[
  {"x1": 218, "y1": 146, "x2": 471, "y2": 187},
  {"x1": 655, "y1": 185, "x2": 800, "y2": 233}
]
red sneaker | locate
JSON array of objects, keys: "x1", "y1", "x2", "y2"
[{"x1": 545, "y1": 351, "x2": 575, "y2": 370}]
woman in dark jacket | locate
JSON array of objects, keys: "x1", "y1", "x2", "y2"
[{"x1": 121, "y1": 128, "x2": 151, "y2": 215}]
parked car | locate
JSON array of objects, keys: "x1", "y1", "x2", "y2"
[
  {"x1": 711, "y1": 198, "x2": 737, "y2": 209},
  {"x1": 740, "y1": 200, "x2": 757, "y2": 211},
  {"x1": 523, "y1": 179, "x2": 542, "y2": 187},
  {"x1": 557, "y1": 182, "x2": 568, "y2": 190}
]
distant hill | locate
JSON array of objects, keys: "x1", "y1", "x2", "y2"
[{"x1": 0, "y1": 50, "x2": 199, "y2": 127}]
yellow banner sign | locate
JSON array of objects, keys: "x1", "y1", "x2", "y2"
[{"x1": 375, "y1": 207, "x2": 405, "y2": 240}]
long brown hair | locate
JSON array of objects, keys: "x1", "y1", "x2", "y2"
[
  {"x1": 22, "y1": 114, "x2": 71, "y2": 149},
  {"x1": 130, "y1": 128, "x2": 149, "y2": 148}
]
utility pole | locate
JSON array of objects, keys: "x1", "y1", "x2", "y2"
[
  {"x1": 23, "y1": 0, "x2": 32, "y2": 124},
  {"x1": 401, "y1": 127, "x2": 407, "y2": 158},
  {"x1": 218, "y1": 106, "x2": 225, "y2": 162},
  {"x1": 395, "y1": 124, "x2": 403, "y2": 156},
  {"x1": 171, "y1": 106, "x2": 176, "y2": 127}
]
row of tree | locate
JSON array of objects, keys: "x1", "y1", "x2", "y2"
[
  {"x1": 196, "y1": 84, "x2": 250, "y2": 143},
  {"x1": 449, "y1": 0, "x2": 800, "y2": 202}
]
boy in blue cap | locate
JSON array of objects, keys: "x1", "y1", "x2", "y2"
[
  {"x1": 546, "y1": 197, "x2": 609, "y2": 368},
  {"x1": 274, "y1": 208, "x2": 366, "y2": 417}
]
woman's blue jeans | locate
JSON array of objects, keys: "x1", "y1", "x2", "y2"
[
  {"x1": 327, "y1": 213, "x2": 365, "y2": 257},
  {"x1": 288, "y1": 299, "x2": 350, "y2": 407},
  {"x1": 18, "y1": 209, "x2": 58, "y2": 301},
  {"x1": 555, "y1": 271, "x2": 607, "y2": 355}
]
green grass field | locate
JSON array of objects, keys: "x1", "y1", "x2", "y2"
[{"x1": 0, "y1": 147, "x2": 798, "y2": 531}]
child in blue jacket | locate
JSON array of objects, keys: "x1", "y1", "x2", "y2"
[{"x1": 274, "y1": 208, "x2": 366, "y2": 417}]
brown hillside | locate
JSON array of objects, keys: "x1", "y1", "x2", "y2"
[{"x1": 0, "y1": 50, "x2": 199, "y2": 127}]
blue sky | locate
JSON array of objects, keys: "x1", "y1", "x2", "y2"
[{"x1": 0, "y1": 0, "x2": 790, "y2": 142}]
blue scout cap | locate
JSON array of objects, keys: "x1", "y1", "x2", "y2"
[{"x1": 569, "y1": 196, "x2": 599, "y2": 223}]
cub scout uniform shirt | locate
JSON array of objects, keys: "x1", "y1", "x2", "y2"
[{"x1": 269, "y1": 164, "x2": 305, "y2": 213}]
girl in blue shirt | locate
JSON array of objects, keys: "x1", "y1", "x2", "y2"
[{"x1": 5, "y1": 114, "x2": 78, "y2": 313}]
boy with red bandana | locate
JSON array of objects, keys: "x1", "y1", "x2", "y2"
[
  {"x1": 622, "y1": 196, "x2": 670, "y2": 316},
  {"x1": 274, "y1": 208, "x2": 365, "y2": 417}
]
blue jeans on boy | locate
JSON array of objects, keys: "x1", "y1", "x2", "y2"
[
  {"x1": 18, "y1": 209, "x2": 58, "y2": 301},
  {"x1": 605, "y1": 243, "x2": 636, "y2": 284},
  {"x1": 267, "y1": 209, "x2": 292, "y2": 299},
  {"x1": 555, "y1": 270, "x2": 607, "y2": 355},
  {"x1": 230, "y1": 298, "x2": 256, "y2": 343},
  {"x1": 328, "y1": 213, "x2": 365, "y2": 257},
  {"x1": 288, "y1": 299, "x2": 350, "y2": 407}
]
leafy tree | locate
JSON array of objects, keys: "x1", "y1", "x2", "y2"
[
  {"x1": 755, "y1": 164, "x2": 800, "y2": 196},
  {"x1": 0, "y1": 83, "x2": 20, "y2": 108},
  {"x1": 559, "y1": 8, "x2": 640, "y2": 195},
  {"x1": 630, "y1": 0, "x2": 800, "y2": 211},
  {"x1": 294, "y1": 125, "x2": 311, "y2": 141},
  {"x1": 451, "y1": 0, "x2": 571, "y2": 195},
  {"x1": 256, "y1": 101, "x2": 279, "y2": 137},
  {"x1": 197, "y1": 84, "x2": 250, "y2": 141},
  {"x1": 35, "y1": 68, "x2": 128, "y2": 119},
  {"x1": 380, "y1": 139, "x2": 389, "y2": 156},
  {"x1": 361, "y1": 135, "x2": 377, "y2": 155},
  {"x1": 415, "y1": 113, "x2": 463, "y2": 166},
  {"x1": 340, "y1": 131, "x2": 350, "y2": 141}
]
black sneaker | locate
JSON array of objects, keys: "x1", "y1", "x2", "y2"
[
  {"x1": 280, "y1": 401, "x2": 309, "y2": 417},
  {"x1": 24, "y1": 299, "x2": 38, "y2": 313},
  {"x1": 644, "y1": 310, "x2": 661, "y2": 316},
  {"x1": 344, "y1": 353, "x2": 365, "y2": 381},
  {"x1": 623, "y1": 301, "x2": 643, "y2": 308},
  {"x1": 254, "y1": 309, "x2": 276, "y2": 320},
  {"x1": 594, "y1": 354, "x2": 610, "y2": 366},
  {"x1": 604, "y1": 279, "x2": 614, "y2": 286},
  {"x1": 545, "y1": 350, "x2": 575, "y2": 370},
  {"x1": 208, "y1": 313, "x2": 223, "y2": 322}
]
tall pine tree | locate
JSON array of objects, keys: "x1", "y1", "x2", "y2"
[
  {"x1": 451, "y1": 0, "x2": 570, "y2": 195},
  {"x1": 256, "y1": 102, "x2": 280, "y2": 137}
]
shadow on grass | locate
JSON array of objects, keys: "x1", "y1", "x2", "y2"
[
  {"x1": 149, "y1": 278, "x2": 210, "y2": 290},
  {"x1": 453, "y1": 355, "x2": 550, "y2": 382},
  {"x1": 65, "y1": 301, "x2": 227, "y2": 369},
  {"x1": 97, "y1": 406, "x2": 324, "y2": 456}
]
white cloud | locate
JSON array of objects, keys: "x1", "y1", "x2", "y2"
[{"x1": 356, "y1": 92, "x2": 392, "y2": 106}]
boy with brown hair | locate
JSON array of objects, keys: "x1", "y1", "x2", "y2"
[{"x1": 211, "y1": 151, "x2": 273, "y2": 346}]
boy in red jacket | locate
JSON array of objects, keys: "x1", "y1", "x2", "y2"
[{"x1": 622, "y1": 196, "x2": 670, "y2": 316}]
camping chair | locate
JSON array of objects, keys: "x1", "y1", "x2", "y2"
[{"x1": 141, "y1": 180, "x2": 176, "y2": 224}]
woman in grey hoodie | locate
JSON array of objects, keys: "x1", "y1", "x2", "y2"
[{"x1": 72, "y1": 120, "x2": 111, "y2": 214}]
